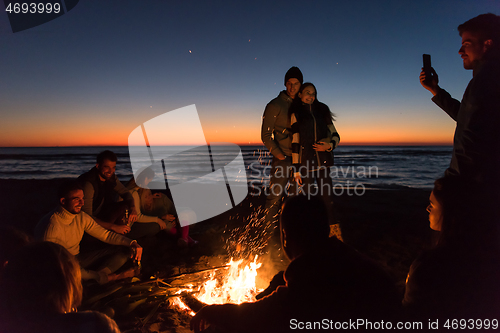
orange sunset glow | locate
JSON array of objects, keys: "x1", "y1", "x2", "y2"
[
  {"x1": 0, "y1": 102, "x2": 456, "y2": 147},
  {"x1": 0, "y1": 119, "x2": 454, "y2": 147}
]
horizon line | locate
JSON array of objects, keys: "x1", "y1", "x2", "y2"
[{"x1": 0, "y1": 142, "x2": 453, "y2": 148}]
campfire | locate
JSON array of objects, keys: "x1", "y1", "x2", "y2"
[
  {"x1": 79, "y1": 205, "x2": 290, "y2": 331},
  {"x1": 196, "y1": 256, "x2": 262, "y2": 305},
  {"x1": 171, "y1": 256, "x2": 263, "y2": 315},
  {"x1": 168, "y1": 205, "x2": 277, "y2": 315}
]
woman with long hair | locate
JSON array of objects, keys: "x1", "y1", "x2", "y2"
[
  {"x1": 0, "y1": 241, "x2": 120, "y2": 333},
  {"x1": 404, "y1": 176, "x2": 500, "y2": 320},
  {"x1": 127, "y1": 167, "x2": 197, "y2": 247},
  {"x1": 289, "y1": 82, "x2": 340, "y2": 222}
]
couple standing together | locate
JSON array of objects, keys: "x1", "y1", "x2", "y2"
[{"x1": 261, "y1": 67, "x2": 340, "y2": 226}]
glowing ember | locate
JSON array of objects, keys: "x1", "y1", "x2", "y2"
[{"x1": 171, "y1": 297, "x2": 196, "y2": 316}]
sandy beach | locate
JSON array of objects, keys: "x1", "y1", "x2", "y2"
[
  {"x1": 0, "y1": 178, "x2": 432, "y2": 282},
  {"x1": 0, "y1": 178, "x2": 433, "y2": 331}
]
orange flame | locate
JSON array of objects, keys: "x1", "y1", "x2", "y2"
[
  {"x1": 171, "y1": 256, "x2": 263, "y2": 316},
  {"x1": 171, "y1": 297, "x2": 196, "y2": 316},
  {"x1": 196, "y1": 256, "x2": 262, "y2": 305}
]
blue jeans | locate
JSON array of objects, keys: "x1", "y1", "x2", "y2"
[{"x1": 298, "y1": 167, "x2": 337, "y2": 225}]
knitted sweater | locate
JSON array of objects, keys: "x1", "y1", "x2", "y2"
[{"x1": 35, "y1": 206, "x2": 133, "y2": 256}]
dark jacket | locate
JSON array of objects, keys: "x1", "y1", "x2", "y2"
[
  {"x1": 432, "y1": 59, "x2": 500, "y2": 188},
  {"x1": 290, "y1": 101, "x2": 340, "y2": 171},
  {"x1": 404, "y1": 245, "x2": 500, "y2": 320},
  {"x1": 78, "y1": 167, "x2": 133, "y2": 218},
  {"x1": 261, "y1": 91, "x2": 294, "y2": 157}
]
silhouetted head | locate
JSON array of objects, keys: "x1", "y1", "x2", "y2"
[
  {"x1": 96, "y1": 150, "x2": 117, "y2": 165},
  {"x1": 426, "y1": 187, "x2": 443, "y2": 231},
  {"x1": 0, "y1": 227, "x2": 30, "y2": 271},
  {"x1": 284, "y1": 66, "x2": 303, "y2": 85},
  {"x1": 0, "y1": 241, "x2": 83, "y2": 318},
  {"x1": 135, "y1": 166, "x2": 155, "y2": 188},
  {"x1": 57, "y1": 180, "x2": 84, "y2": 214},
  {"x1": 280, "y1": 195, "x2": 330, "y2": 260},
  {"x1": 458, "y1": 13, "x2": 500, "y2": 68},
  {"x1": 431, "y1": 176, "x2": 497, "y2": 248},
  {"x1": 96, "y1": 150, "x2": 117, "y2": 181},
  {"x1": 284, "y1": 66, "x2": 303, "y2": 99}
]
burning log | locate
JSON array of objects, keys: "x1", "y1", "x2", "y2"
[
  {"x1": 180, "y1": 294, "x2": 207, "y2": 313},
  {"x1": 82, "y1": 255, "x2": 265, "y2": 330},
  {"x1": 165, "y1": 255, "x2": 264, "y2": 320},
  {"x1": 165, "y1": 264, "x2": 230, "y2": 280}
]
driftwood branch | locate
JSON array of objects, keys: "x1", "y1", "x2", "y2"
[
  {"x1": 165, "y1": 264, "x2": 230, "y2": 280},
  {"x1": 181, "y1": 294, "x2": 207, "y2": 313}
]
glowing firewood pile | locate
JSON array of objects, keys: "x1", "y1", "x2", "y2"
[
  {"x1": 169, "y1": 256, "x2": 263, "y2": 315},
  {"x1": 162, "y1": 207, "x2": 275, "y2": 319},
  {"x1": 80, "y1": 256, "x2": 264, "y2": 331},
  {"x1": 81, "y1": 208, "x2": 274, "y2": 330}
]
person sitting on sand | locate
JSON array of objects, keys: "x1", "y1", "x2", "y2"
[
  {"x1": 126, "y1": 166, "x2": 197, "y2": 247},
  {"x1": 190, "y1": 195, "x2": 401, "y2": 333},
  {"x1": 35, "y1": 180, "x2": 142, "y2": 284},
  {"x1": 0, "y1": 241, "x2": 121, "y2": 333},
  {"x1": 403, "y1": 176, "x2": 500, "y2": 320},
  {"x1": 78, "y1": 150, "x2": 138, "y2": 235}
]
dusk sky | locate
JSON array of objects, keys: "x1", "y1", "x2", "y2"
[{"x1": 1, "y1": 0, "x2": 499, "y2": 147}]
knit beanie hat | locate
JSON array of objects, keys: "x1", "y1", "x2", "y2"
[{"x1": 284, "y1": 66, "x2": 303, "y2": 85}]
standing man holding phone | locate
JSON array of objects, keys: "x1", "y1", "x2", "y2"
[
  {"x1": 261, "y1": 67, "x2": 303, "y2": 227},
  {"x1": 420, "y1": 14, "x2": 500, "y2": 189}
]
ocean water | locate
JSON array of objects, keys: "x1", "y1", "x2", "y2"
[{"x1": 0, "y1": 145, "x2": 452, "y2": 190}]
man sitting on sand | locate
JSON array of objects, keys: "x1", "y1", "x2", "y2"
[
  {"x1": 190, "y1": 195, "x2": 401, "y2": 333},
  {"x1": 79, "y1": 150, "x2": 138, "y2": 234},
  {"x1": 35, "y1": 180, "x2": 142, "y2": 284}
]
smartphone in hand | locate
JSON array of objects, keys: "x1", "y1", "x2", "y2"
[{"x1": 423, "y1": 54, "x2": 432, "y2": 85}]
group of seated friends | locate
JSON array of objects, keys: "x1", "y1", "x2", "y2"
[
  {"x1": 0, "y1": 151, "x2": 499, "y2": 332},
  {"x1": 35, "y1": 150, "x2": 197, "y2": 285}
]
